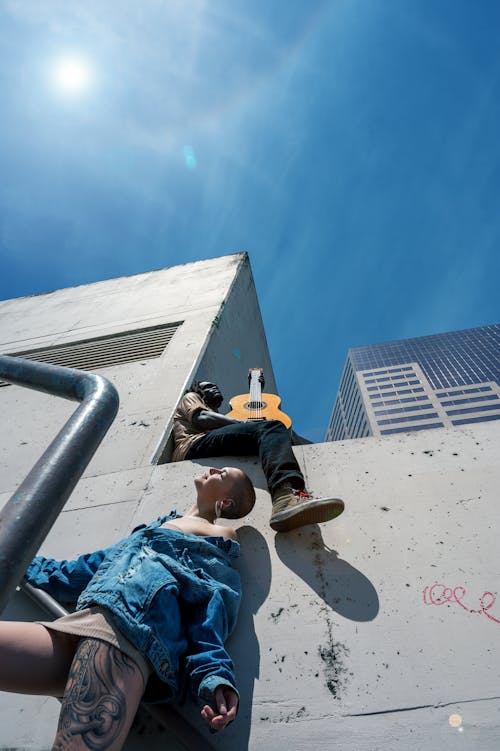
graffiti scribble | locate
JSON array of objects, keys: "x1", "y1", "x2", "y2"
[{"x1": 423, "y1": 583, "x2": 500, "y2": 624}]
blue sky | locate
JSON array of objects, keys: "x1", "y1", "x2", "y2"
[{"x1": 1, "y1": 1, "x2": 499, "y2": 441}]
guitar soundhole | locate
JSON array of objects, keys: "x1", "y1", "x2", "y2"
[{"x1": 245, "y1": 400, "x2": 267, "y2": 410}]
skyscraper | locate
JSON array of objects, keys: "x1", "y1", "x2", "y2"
[{"x1": 326, "y1": 323, "x2": 500, "y2": 441}]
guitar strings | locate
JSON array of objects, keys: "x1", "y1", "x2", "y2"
[{"x1": 249, "y1": 369, "x2": 262, "y2": 420}]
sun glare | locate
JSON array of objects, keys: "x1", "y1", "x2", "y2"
[{"x1": 51, "y1": 58, "x2": 93, "y2": 95}]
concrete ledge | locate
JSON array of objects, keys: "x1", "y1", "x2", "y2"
[{"x1": 1, "y1": 421, "x2": 499, "y2": 749}]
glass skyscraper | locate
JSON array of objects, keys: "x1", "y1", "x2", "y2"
[{"x1": 326, "y1": 323, "x2": 500, "y2": 441}]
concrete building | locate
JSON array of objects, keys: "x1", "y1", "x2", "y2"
[
  {"x1": 1, "y1": 259, "x2": 499, "y2": 750},
  {"x1": 0, "y1": 252, "x2": 277, "y2": 473},
  {"x1": 326, "y1": 324, "x2": 500, "y2": 441}
]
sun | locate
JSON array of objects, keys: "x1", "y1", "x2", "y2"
[{"x1": 51, "y1": 57, "x2": 93, "y2": 95}]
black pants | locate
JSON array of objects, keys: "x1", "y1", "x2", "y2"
[{"x1": 185, "y1": 420, "x2": 305, "y2": 494}]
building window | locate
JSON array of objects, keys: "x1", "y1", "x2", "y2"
[
  {"x1": 440, "y1": 394, "x2": 499, "y2": 407},
  {"x1": 445, "y1": 403, "x2": 500, "y2": 416},
  {"x1": 375, "y1": 404, "x2": 436, "y2": 416},
  {"x1": 380, "y1": 422, "x2": 444, "y2": 435},
  {"x1": 377, "y1": 412, "x2": 439, "y2": 425},
  {"x1": 451, "y1": 414, "x2": 500, "y2": 426}
]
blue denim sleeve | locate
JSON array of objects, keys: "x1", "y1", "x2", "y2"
[
  {"x1": 184, "y1": 589, "x2": 239, "y2": 706},
  {"x1": 24, "y1": 549, "x2": 108, "y2": 603}
]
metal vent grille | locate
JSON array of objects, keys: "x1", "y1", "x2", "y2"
[{"x1": 0, "y1": 322, "x2": 181, "y2": 387}]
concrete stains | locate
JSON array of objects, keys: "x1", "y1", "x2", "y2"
[
  {"x1": 270, "y1": 606, "x2": 284, "y2": 622},
  {"x1": 260, "y1": 705, "x2": 308, "y2": 723},
  {"x1": 318, "y1": 638, "x2": 350, "y2": 699},
  {"x1": 272, "y1": 654, "x2": 287, "y2": 672}
]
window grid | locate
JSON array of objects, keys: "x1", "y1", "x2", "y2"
[
  {"x1": 377, "y1": 412, "x2": 439, "y2": 425},
  {"x1": 374, "y1": 403, "x2": 434, "y2": 416},
  {"x1": 445, "y1": 403, "x2": 500, "y2": 416},
  {"x1": 380, "y1": 422, "x2": 444, "y2": 435},
  {"x1": 327, "y1": 324, "x2": 499, "y2": 441},
  {"x1": 440, "y1": 394, "x2": 499, "y2": 407},
  {"x1": 451, "y1": 414, "x2": 500, "y2": 426},
  {"x1": 436, "y1": 386, "x2": 492, "y2": 398}
]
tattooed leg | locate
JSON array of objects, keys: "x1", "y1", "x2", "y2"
[{"x1": 52, "y1": 638, "x2": 144, "y2": 751}]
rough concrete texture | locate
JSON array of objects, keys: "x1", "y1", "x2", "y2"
[
  {"x1": 1, "y1": 257, "x2": 498, "y2": 747},
  {"x1": 2, "y1": 421, "x2": 499, "y2": 750},
  {"x1": 0, "y1": 252, "x2": 278, "y2": 749}
]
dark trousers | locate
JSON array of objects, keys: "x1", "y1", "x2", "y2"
[{"x1": 185, "y1": 420, "x2": 304, "y2": 494}]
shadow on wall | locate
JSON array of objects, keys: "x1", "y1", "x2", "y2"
[
  {"x1": 275, "y1": 525, "x2": 379, "y2": 622},
  {"x1": 227, "y1": 525, "x2": 271, "y2": 750}
]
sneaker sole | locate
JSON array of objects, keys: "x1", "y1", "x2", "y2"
[{"x1": 270, "y1": 498, "x2": 345, "y2": 532}]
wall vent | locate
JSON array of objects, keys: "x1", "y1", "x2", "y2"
[{"x1": 0, "y1": 322, "x2": 182, "y2": 387}]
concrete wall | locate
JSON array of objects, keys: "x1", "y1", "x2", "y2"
[
  {"x1": 154, "y1": 252, "x2": 277, "y2": 462},
  {"x1": 1, "y1": 421, "x2": 499, "y2": 750},
  {"x1": 0, "y1": 252, "x2": 276, "y2": 488},
  {"x1": 1, "y1": 257, "x2": 498, "y2": 748}
]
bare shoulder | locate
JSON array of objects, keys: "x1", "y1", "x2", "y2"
[
  {"x1": 215, "y1": 524, "x2": 238, "y2": 541},
  {"x1": 161, "y1": 516, "x2": 238, "y2": 540},
  {"x1": 199, "y1": 518, "x2": 238, "y2": 541}
]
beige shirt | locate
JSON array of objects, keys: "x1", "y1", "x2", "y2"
[{"x1": 172, "y1": 392, "x2": 208, "y2": 461}]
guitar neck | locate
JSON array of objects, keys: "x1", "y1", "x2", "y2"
[{"x1": 248, "y1": 369, "x2": 263, "y2": 407}]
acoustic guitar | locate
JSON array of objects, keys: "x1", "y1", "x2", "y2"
[{"x1": 226, "y1": 368, "x2": 292, "y2": 429}]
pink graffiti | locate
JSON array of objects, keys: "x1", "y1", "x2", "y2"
[{"x1": 423, "y1": 584, "x2": 500, "y2": 624}]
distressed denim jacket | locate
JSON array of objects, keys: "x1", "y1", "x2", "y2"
[{"x1": 25, "y1": 512, "x2": 241, "y2": 705}]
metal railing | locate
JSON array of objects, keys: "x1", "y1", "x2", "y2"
[
  {"x1": 0, "y1": 355, "x2": 216, "y2": 748},
  {"x1": 0, "y1": 355, "x2": 119, "y2": 613}
]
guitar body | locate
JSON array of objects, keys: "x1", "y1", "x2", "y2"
[
  {"x1": 227, "y1": 368, "x2": 292, "y2": 428},
  {"x1": 227, "y1": 393, "x2": 292, "y2": 428}
]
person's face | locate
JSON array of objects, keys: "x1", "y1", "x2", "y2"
[
  {"x1": 194, "y1": 466, "x2": 241, "y2": 504},
  {"x1": 198, "y1": 381, "x2": 223, "y2": 410}
]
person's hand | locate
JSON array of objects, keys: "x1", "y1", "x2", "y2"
[{"x1": 200, "y1": 685, "x2": 238, "y2": 732}]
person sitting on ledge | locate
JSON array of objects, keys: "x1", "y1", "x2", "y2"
[
  {"x1": 172, "y1": 380, "x2": 344, "y2": 533},
  {"x1": 0, "y1": 466, "x2": 255, "y2": 750}
]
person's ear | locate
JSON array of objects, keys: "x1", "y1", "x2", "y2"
[{"x1": 219, "y1": 498, "x2": 235, "y2": 515}]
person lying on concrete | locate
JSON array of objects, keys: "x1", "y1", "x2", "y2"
[
  {"x1": 0, "y1": 466, "x2": 255, "y2": 750},
  {"x1": 172, "y1": 380, "x2": 344, "y2": 533}
]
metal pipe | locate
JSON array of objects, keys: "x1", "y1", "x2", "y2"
[
  {"x1": 0, "y1": 355, "x2": 119, "y2": 613},
  {"x1": 2, "y1": 357, "x2": 215, "y2": 749},
  {"x1": 20, "y1": 580, "x2": 69, "y2": 619}
]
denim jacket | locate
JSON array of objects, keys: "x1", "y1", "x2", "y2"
[{"x1": 25, "y1": 512, "x2": 241, "y2": 705}]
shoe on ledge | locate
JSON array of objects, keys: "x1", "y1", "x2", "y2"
[{"x1": 270, "y1": 487, "x2": 344, "y2": 532}]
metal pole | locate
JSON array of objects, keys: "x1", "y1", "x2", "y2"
[{"x1": 0, "y1": 355, "x2": 119, "y2": 613}]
